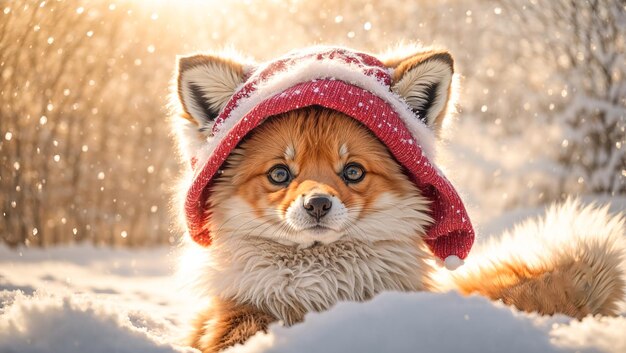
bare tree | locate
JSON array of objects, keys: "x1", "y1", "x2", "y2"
[
  {"x1": 0, "y1": 0, "x2": 177, "y2": 247},
  {"x1": 502, "y1": 0, "x2": 626, "y2": 195}
]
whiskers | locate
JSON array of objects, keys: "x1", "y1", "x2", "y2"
[
  {"x1": 343, "y1": 196, "x2": 432, "y2": 242},
  {"x1": 210, "y1": 206, "x2": 299, "y2": 246}
]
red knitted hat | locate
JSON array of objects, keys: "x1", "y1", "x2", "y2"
[{"x1": 183, "y1": 47, "x2": 474, "y2": 269}]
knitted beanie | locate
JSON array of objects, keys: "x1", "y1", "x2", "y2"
[{"x1": 182, "y1": 47, "x2": 474, "y2": 270}]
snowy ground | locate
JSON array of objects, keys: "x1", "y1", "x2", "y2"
[
  {"x1": 0, "y1": 246, "x2": 196, "y2": 353},
  {"x1": 1, "y1": 202, "x2": 625, "y2": 353}
]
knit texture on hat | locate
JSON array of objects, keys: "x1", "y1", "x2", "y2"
[{"x1": 183, "y1": 47, "x2": 475, "y2": 264}]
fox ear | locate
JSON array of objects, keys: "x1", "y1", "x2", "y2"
[
  {"x1": 386, "y1": 51, "x2": 454, "y2": 132},
  {"x1": 176, "y1": 54, "x2": 245, "y2": 129}
]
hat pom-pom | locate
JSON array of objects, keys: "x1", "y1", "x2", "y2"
[{"x1": 442, "y1": 255, "x2": 464, "y2": 271}]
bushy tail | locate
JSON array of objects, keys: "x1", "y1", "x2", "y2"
[{"x1": 448, "y1": 199, "x2": 625, "y2": 318}]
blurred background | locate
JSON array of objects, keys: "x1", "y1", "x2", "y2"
[{"x1": 1, "y1": 0, "x2": 624, "y2": 248}]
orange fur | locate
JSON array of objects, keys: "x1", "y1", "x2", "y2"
[
  {"x1": 453, "y1": 261, "x2": 598, "y2": 318},
  {"x1": 209, "y1": 107, "x2": 417, "y2": 230},
  {"x1": 451, "y1": 243, "x2": 625, "y2": 319},
  {"x1": 190, "y1": 298, "x2": 276, "y2": 353}
]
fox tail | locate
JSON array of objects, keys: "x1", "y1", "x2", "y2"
[{"x1": 446, "y1": 199, "x2": 625, "y2": 318}]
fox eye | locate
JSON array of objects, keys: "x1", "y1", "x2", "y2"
[
  {"x1": 268, "y1": 164, "x2": 292, "y2": 185},
  {"x1": 342, "y1": 162, "x2": 366, "y2": 183}
]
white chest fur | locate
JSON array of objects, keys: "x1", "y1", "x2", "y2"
[{"x1": 186, "y1": 236, "x2": 433, "y2": 325}]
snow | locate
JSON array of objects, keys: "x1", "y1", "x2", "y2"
[
  {"x1": 0, "y1": 291, "x2": 193, "y2": 353},
  {"x1": 227, "y1": 292, "x2": 566, "y2": 353},
  {"x1": 2, "y1": 211, "x2": 625, "y2": 353},
  {"x1": 0, "y1": 245, "x2": 196, "y2": 353}
]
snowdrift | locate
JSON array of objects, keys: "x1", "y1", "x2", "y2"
[{"x1": 1, "y1": 238, "x2": 625, "y2": 353}]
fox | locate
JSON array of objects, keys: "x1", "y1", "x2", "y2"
[{"x1": 170, "y1": 46, "x2": 625, "y2": 353}]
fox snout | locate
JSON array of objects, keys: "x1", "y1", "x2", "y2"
[
  {"x1": 293, "y1": 180, "x2": 341, "y2": 223},
  {"x1": 303, "y1": 195, "x2": 332, "y2": 221},
  {"x1": 285, "y1": 181, "x2": 347, "y2": 229}
]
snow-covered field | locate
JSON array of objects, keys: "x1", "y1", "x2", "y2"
[
  {"x1": 0, "y1": 246, "x2": 195, "y2": 353},
  {"x1": 1, "y1": 201, "x2": 625, "y2": 353}
]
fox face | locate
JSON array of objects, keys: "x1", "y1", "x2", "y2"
[
  {"x1": 173, "y1": 47, "x2": 458, "y2": 250},
  {"x1": 208, "y1": 107, "x2": 432, "y2": 248},
  {"x1": 172, "y1": 47, "x2": 460, "y2": 323}
]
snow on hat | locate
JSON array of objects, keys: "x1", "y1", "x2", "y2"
[{"x1": 175, "y1": 46, "x2": 474, "y2": 270}]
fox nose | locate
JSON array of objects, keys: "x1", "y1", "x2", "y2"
[{"x1": 303, "y1": 196, "x2": 332, "y2": 221}]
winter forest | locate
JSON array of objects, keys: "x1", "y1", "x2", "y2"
[
  {"x1": 1, "y1": 0, "x2": 623, "y2": 247},
  {"x1": 1, "y1": 0, "x2": 625, "y2": 352}
]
